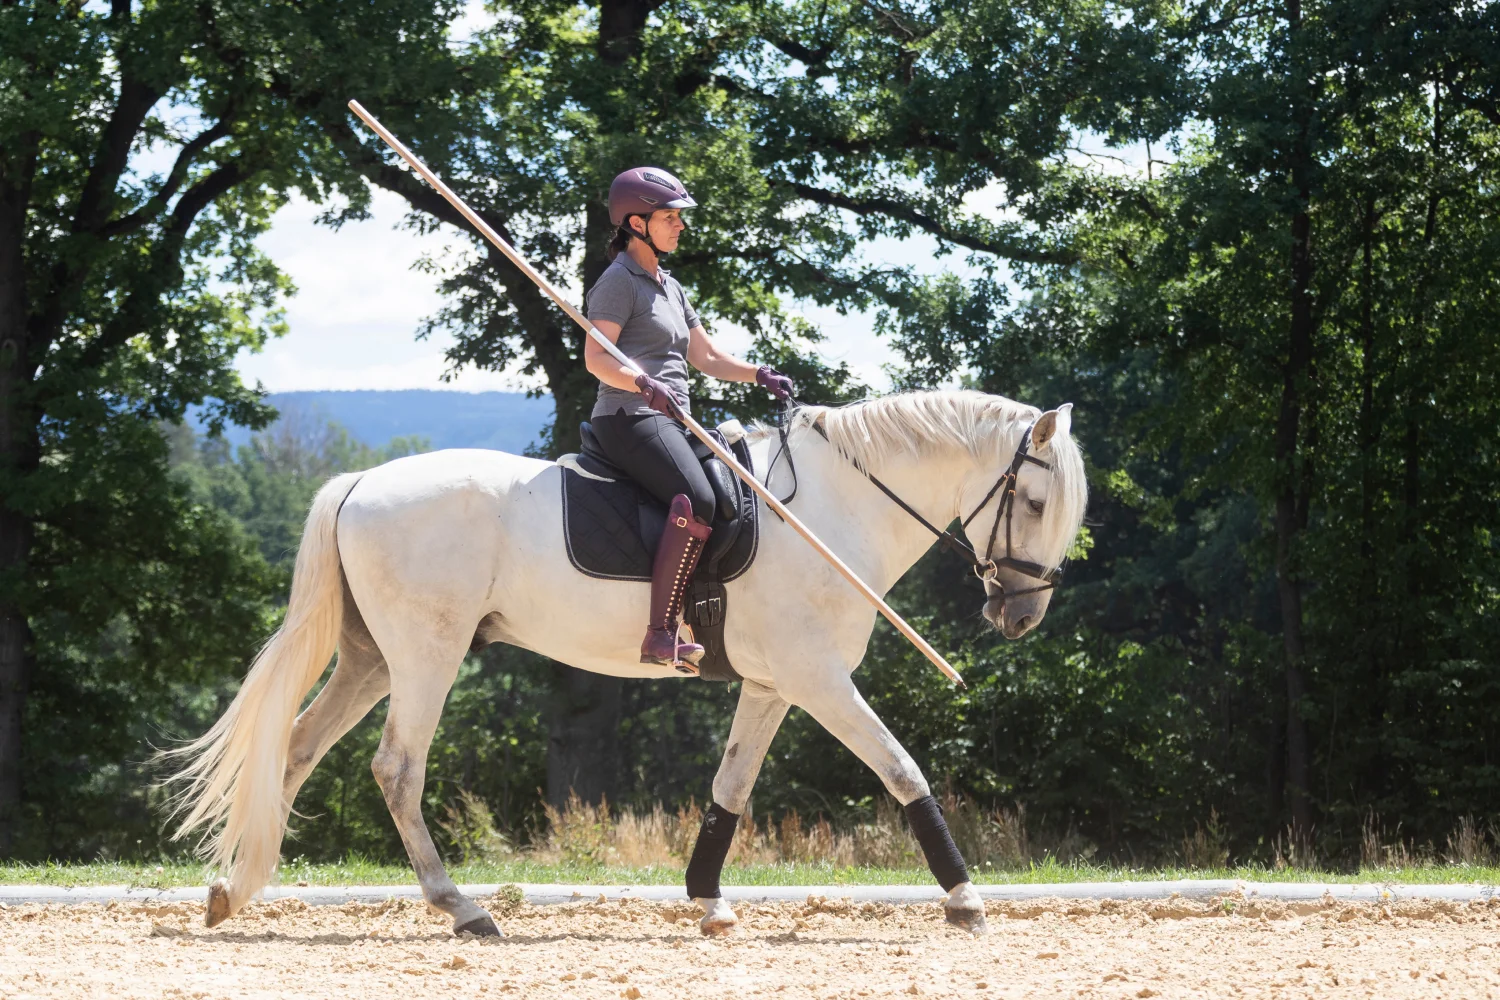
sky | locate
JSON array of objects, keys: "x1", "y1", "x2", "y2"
[
  {"x1": 230, "y1": 4, "x2": 1150, "y2": 398},
  {"x1": 241, "y1": 190, "x2": 980, "y2": 395}
]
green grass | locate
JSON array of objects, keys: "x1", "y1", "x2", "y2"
[{"x1": 3, "y1": 856, "x2": 1498, "y2": 890}]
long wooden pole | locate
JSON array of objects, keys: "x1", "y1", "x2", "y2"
[{"x1": 347, "y1": 100, "x2": 964, "y2": 687}]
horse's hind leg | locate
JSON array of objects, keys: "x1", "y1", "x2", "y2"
[
  {"x1": 370, "y1": 632, "x2": 499, "y2": 937},
  {"x1": 205, "y1": 592, "x2": 392, "y2": 928},
  {"x1": 281, "y1": 592, "x2": 391, "y2": 819}
]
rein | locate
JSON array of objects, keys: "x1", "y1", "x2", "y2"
[
  {"x1": 791, "y1": 405, "x2": 1061, "y2": 600},
  {"x1": 766, "y1": 399, "x2": 800, "y2": 508}
]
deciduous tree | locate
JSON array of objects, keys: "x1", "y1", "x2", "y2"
[{"x1": 0, "y1": 0, "x2": 472, "y2": 853}]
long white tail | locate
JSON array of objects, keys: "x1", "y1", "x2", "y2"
[{"x1": 164, "y1": 471, "x2": 365, "y2": 911}]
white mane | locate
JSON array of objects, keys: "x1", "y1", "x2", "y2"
[{"x1": 762, "y1": 390, "x2": 1088, "y2": 573}]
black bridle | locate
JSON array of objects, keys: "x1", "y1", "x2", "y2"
[
  {"x1": 959, "y1": 424, "x2": 1061, "y2": 598},
  {"x1": 799, "y1": 410, "x2": 1061, "y2": 601}
]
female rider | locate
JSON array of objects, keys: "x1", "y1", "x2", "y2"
[{"x1": 584, "y1": 167, "x2": 794, "y2": 672}]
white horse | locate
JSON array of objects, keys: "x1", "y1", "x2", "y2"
[{"x1": 167, "y1": 389, "x2": 1086, "y2": 936}]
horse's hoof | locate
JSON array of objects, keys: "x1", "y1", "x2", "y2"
[
  {"x1": 944, "y1": 882, "x2": 989, "y2": 936},
  {"x1": 697, "y1": 897, "x2": 738, "y2": 937},
  {"x1": 455, "y1": 913, "x2": 503, "y2": 937},
  {"x1": 204, "y1": 878, "x2": 232, "y2": 928},
  {"x1": 945, "y1": 907, "x2": 990, "y2": 935}
]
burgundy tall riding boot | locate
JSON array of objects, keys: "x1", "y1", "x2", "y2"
[{"x1": 641, "y1": 494, "x2": 712, "y2": 672}]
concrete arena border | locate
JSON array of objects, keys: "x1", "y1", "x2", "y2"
[{"x1": 2, "y1": 880, "x2": 1496, "y2": 907}]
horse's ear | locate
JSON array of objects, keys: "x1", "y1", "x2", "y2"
[{"x1": 1033, "y1": 403, "x2": 1073, "y2": 449}]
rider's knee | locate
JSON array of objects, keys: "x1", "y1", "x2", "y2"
[{"x1": 687, "y1": 484, "x2": 716, "y2": 525}]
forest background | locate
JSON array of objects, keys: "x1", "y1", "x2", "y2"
[{"x1": 1, "y1": 0, "x2": 1496, "y2": 868}]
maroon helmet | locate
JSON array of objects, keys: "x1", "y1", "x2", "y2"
[{"x1": 609, "y1": 167, "x2": 698, "y2": 227}]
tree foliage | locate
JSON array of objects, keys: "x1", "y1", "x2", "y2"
[
  {"x1": 871, "y1": 0, "x2": 1500, "y2": 855},
  {"x1": 4, "y1": 0, "x2": 1497, "y2": 864},
  {"x1": 0, "y1": 0, "x2": 498, "y2": 852}
]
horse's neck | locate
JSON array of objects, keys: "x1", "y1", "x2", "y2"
[{"x1": 794, "y1": 435, "x2": 971, "y2": 593}]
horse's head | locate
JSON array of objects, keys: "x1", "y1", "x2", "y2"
[{"x1": 960, "y1": 404, "x2": 1087, "y2": 639}]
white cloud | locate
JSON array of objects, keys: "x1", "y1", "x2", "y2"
[{"x1": 240, "y1": 189, "x2": 537, "y2": 392}]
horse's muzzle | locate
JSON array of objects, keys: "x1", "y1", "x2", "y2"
[{"x1": 984, "y1": 595, "x2": 1043, "y2": 639}]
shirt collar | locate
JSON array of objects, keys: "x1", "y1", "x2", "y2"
[{"x1": 618, "y1": 253, "x2": 670, "y2": 282}]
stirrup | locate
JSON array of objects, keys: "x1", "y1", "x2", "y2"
[
  {"x1": 640, "y1": 624, "x2": 703, "y2": 671},
  {"x1": 673, "y1": 624, "x2": 700, "y2": 677}
]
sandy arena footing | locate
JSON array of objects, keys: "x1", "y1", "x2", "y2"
[
  {"x1": 2, "y1": 879, "x2": 1496, "y2": 906},
  {"x1": 3, "y1": 885, "x2": 1500, "y2": 999}
]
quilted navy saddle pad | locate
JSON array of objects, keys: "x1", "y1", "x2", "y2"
[{"x1": 558, "y1": 422, "x2": 759, "y2": 681}]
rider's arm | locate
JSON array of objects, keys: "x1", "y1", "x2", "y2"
[
  {"x1": 584, "y1": 319, "x2": 643, "y2": 393},
  {"x1": 686, "y1": 325, "x2": 759, "y2": 382}
]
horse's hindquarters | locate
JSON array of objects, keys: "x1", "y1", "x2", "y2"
[
  {"x1": 337, "y1": 451, "x2": 517, "y2": 642},
  {"x1": 336, "y1": 449, "x2": 681, "y2": 681}
]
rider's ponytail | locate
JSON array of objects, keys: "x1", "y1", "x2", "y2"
[{"x1": 606, "y1": 224, "x2": 634, "y2": 260}]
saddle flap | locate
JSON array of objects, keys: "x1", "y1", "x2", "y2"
[
  {"x1": 560, "y1": 430, "x2": 758, "y2": 586},
  {"x1": 702, "y1": 457, "x2": 739, "y2": 524}
]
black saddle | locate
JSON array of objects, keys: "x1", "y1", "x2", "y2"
[{"x1": 559, "y1": 421, "x2": 759, "y2": 682}]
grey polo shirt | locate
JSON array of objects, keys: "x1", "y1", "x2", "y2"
[{"x1": 586, "y1": 254, "x2": 700, "y2": 419}]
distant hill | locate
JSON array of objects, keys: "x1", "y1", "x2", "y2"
[{"x1": 208, "y1": 390, "x2": 555, "y2": 454}]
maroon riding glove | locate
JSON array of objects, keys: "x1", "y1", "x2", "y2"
[
  {"x1": 635, "y1": 373, "x2": 684, "y2": 418},
  {"x1": 756, "y1": 365, "x2": 795, "y2": 401}
]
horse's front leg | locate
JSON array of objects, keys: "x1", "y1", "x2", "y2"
[
  {"x1": 782, "y1": 668, "x2": 988, "y2": 935},
  {"x1": 686, "y1": 679, "x2": 789, "y2": 936}
]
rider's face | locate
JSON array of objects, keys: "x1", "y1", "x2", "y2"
[{"x1": 639, "y1": 209, "x2": 684, "y2": 252}]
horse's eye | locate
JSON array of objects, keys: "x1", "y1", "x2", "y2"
[{"x1": 1028, "y1": 499, "x2": 1045, "y2": 515}]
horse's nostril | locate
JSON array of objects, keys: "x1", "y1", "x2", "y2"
[{"x1": 1014, "y1": 615, "x2": 1032, "y2": 633}]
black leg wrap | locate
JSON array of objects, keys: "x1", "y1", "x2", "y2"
[
  {"x1": 684, "y1": 802, "x2": 739, "y2": 899},
  {"x1": 904, "y1": 794, "x2": 969, "y2": 892}
]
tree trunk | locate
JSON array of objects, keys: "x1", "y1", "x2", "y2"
[
  {"x1": 0, "y1": 506, "x2": 31, "y2": 857},
  {"x1": 0, "y1": 155, "x2": 37, "y2": 855},
  {"x1": 1266, "y1": 675, "x2": 1286, "y2": 840},
  {"x1": 546, "y1": 667, "x2": 623, "y2": 807},
  {"x1": 1403, "y1": 86, "x2": 1442, "y2": 609},
  {"x1": 1358, "y1": 196, "x2": 1378, "y2": 579},
  {"x1": 542, "y1": 0, "x2": 663, "y2": 807},
  {"x1": 1275, "y1": 0, "x2": 1314, "y2": 840},
  {"x1": 1356, "y1": 195, "x2": 1388, "y2": 802}
]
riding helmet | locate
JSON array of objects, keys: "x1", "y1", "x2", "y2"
[{"x1": 608, "y1": 167, "x2": 698, "y2": 227}]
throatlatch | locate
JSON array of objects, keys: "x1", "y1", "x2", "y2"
[
  {"x1": 904, "y1": 795, "x2": 970, "y2": 892},
  {"x1": 685, "y1": 802, "x2": 740, "y2": 899}
]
